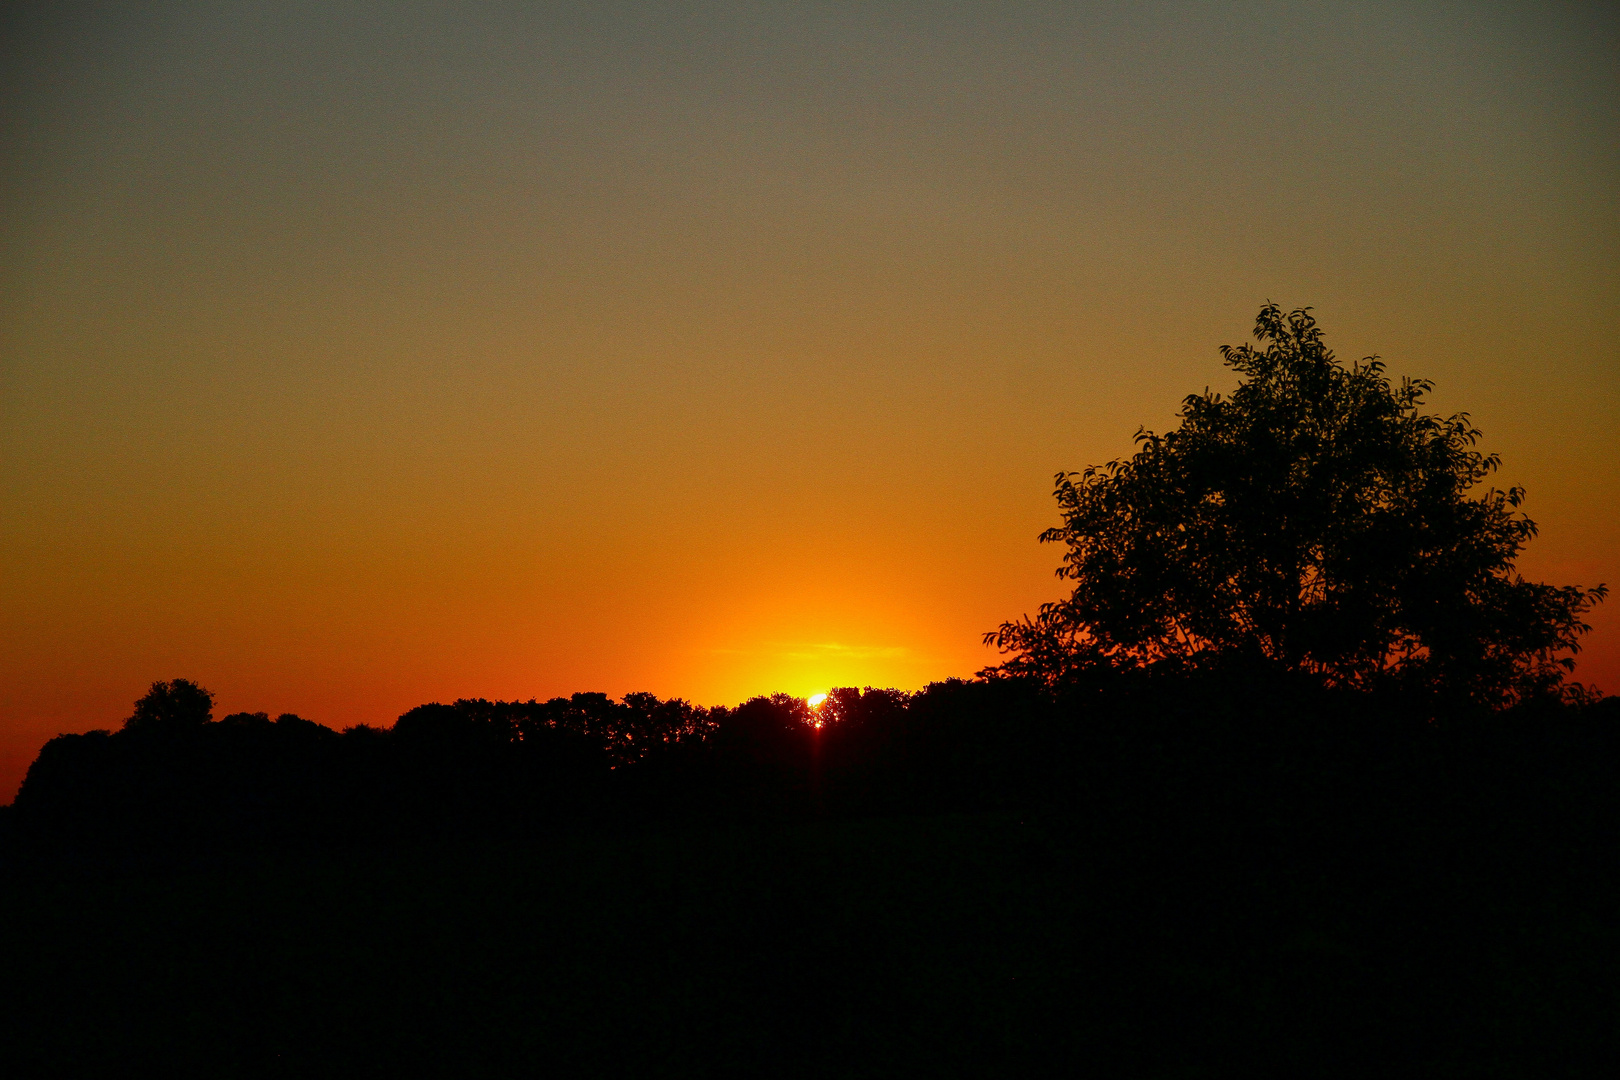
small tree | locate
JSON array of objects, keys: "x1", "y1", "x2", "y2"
[
  {"x1": 124, "y1": 679, "x2": 215, "y2": 732},
  {"x1": 986, "y1": 304, "x2": 1606, "y2": 708}
]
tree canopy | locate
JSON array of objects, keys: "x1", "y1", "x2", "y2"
[
  {"x1": 986, "y1": 304, "x2": 1606, "y2": 708},
  {"x1": 123, "y1": 678, "x2": 215, "y2": 732}
]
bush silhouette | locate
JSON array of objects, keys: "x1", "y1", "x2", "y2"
[
  {"x1": 123, "y1": 678, "x2": 215, "y2": 733},
  {"x1": 986, "y1": 303, "x2": 1607, "y2": 708}
]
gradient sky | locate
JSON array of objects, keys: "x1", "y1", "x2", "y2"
[{"x1": 3, "y1": 1, "x2": 1617, "y2": 800}]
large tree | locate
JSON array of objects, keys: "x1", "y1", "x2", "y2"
[
  {"x1": 123, "y1": 678, "x2": 215, "y2": 732},
  {"x1": 986, "y1": 304, "x2": 1606, "y2": 708}
]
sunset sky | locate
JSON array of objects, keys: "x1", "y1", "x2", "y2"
[{"x1": 3, "y1": 1, "x2": 1616, "y2": 800}]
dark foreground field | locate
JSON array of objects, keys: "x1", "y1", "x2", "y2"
[{"x1": 3, "y1": 806, "x2": 1615, "y2": 1077}]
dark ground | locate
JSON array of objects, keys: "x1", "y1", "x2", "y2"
[{"x1": 2, "y1": 807, "x2": 1615, "y2": 1077}]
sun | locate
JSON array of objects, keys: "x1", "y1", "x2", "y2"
[{"x1": 807, "y1": 693, "x2": 828, "y2": 708}]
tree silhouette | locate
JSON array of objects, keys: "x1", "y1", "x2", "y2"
[
  {"x1": 986, "y1": 304, "x2": 1607, "y2": 707},
  {"x1": 123, "y1": 678, "x2": 215, "y2": 733}
]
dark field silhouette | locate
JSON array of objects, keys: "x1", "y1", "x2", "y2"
[
  {"x1": 3, "y1": 307, "x2": 1614, "y2": 1073},
  {"x1": 3, "y1": 674, "x2": 1617, "y2": 1073}
]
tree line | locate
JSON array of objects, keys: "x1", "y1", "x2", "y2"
[
  {"x1": 6, "y1": 670, "x2": 1617, "y2": 868},
  {"x1": 4, "y1": 303, "x2": 1613, "y2": 867}
]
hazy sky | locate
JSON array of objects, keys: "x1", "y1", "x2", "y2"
[{"x1": 3, "y1": 1, "x2": 1617, "y2": 799}]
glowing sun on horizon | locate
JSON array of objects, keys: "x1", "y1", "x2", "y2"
[{"x1": 807, "y1": 693, "x2": 828, "y2": 708}]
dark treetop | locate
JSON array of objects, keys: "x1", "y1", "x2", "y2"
[{"x1": 986, "y1": 304, "x2": 1606, "y2": 709}]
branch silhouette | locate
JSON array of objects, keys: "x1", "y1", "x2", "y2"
[{"x1": 985, "y1": 303, "x2": 1606, "y2": 709}]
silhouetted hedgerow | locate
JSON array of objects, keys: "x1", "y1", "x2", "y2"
[
  {"x1": 5, "y1": 677, "x2": 1618, "y2": 1072},
  {"x1": 5, "y1": 676, "x2": 1618, "y2": 875}
]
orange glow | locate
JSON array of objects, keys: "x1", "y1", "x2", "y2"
[{"x1": 2, "y1": 5, "x2": 1615, "y2": 803}]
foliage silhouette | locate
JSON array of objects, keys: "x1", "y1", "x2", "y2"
[
  {"x1": 3, "y1": 674, "x2": 1617, "y2": 1073},
  {"x1": 4, "y1": 301, "x2": 1617, "y2": 1067},
  {"x1": 986, "y1": 303, "x2": 1607, "y2": 708},
  {"x1": 124, "y1": 678, "x2": 215, "y2": 733}
]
